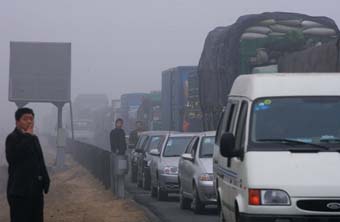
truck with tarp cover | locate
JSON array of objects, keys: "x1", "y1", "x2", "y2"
[
  {"x1": 161, "y1": 66, "x2": 196, "y2": 131},
  {"x1": 137, "y1": 91, "x2": 162, "y2": 131},
  {"x1": 183, "y1": 69, "x2": 203, "y2": 132},
  {"x1": 198, "y1": 12, "x2": 339, "y2": 130}
]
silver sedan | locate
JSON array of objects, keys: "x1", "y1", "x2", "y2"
[
  {"x1": 178, "y1": 131, "x2": 217, "y2": 214},
  {"x1": 149, "y1": 133, "x2": 196, "y2": 201}
]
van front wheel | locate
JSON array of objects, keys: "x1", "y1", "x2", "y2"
[
  {"x1": 219, "y1": 209, "x2": 226, "y2": 222},
  {"x1": 235, "y1": 206, "x2": 240, "y2": 222}
]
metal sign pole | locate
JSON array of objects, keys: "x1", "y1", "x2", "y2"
[
  {"x1": 55, "y1": 102, "x2": 66, "y2": 170},
  {"x1": 69, "y1": 102, "x2": 75, "y2": 140}
]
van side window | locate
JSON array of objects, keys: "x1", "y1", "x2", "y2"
[
  {"x1": 215, "y1": 101, "x2": 238, "y2": 145},
  {"x1": 215, "y1": 110, "x2": 226, "y2": 144},
  {"x1": 235, "y1": 101, "x2": 248, "y2": 151},
  {"x1": 226, "y1": 104, "x2": 236, "y2": 132}
]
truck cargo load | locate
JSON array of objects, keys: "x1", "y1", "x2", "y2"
[
  {"x1": 279, "y1": 39, "x2": 340, "y2": 72},
  {"x1": 198, "y1": 12, "x2": 340, "y2": 130}
]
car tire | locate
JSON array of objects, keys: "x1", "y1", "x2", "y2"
[
  {"x1": 131, "y1": 165, "x2": 137, "y2": 183},
  {"x1": 192, "y1": 184, "x2": 204, "y2": 214},
  {"x1": 151, "y1": 186, "x2": 157, "y2": 198},
  {"x1": 157, "y1": 182, "x2": 168, "y2": 201},
  {"x1": 137, "y1": 172, "x2": 143, "y2": 188},
  {"x1": 179, "y1": 186, "x2": 191, "y2": 210},
  {"x1": 142, "y1": 171, "x2": 150, "y2": 190}
]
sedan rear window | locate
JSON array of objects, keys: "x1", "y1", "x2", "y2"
[
  {"x1": 163, "y1": 137, "x2": 193, "y2": 157},
  {"x1": 199, "y1": 136, "x2": 214, "y2": 158}
]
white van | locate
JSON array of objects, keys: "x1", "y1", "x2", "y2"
[{"x1": 214, "y1": 73, "x2": 340, "y2": 222}]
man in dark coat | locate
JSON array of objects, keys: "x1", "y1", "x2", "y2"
[
  {"x1": 110, "y1": 118, "x2": 127, "y2": 155},
  {"x1": 6, "y1": 107, "x2": 50, "y2": 222}
]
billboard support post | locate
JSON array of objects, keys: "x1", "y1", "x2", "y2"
[{"x1": 54, "y1": 102, "x2": 66, "y2": 170}]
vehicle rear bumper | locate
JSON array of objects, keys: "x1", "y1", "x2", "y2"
[{"x1": 239, "y1": 213, "x2": 340, "y2": 222}]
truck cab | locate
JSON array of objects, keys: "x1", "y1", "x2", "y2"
[{"x1": 214, "y1": 73, "x2": 340, "y2": 222}]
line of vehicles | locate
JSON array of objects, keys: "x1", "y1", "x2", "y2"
[
  {"x1": 130, "y1": 73, "x2": 340, "y2": 221},
  {"x1": 129, "y1": 130, "x2": 217, "y2": 213}
]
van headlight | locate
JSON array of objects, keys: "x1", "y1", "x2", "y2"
[{"x1": 249, "y1": 189, "x2": 291, "y2": 206}]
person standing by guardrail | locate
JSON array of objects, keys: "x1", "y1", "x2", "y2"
[
  {"x1": 5, "y1": 108, "x2": 50, "y2": 222},
  {"x1": 109, "y1": 118, "x2": 128, "y2": 198},
  {"x1": 110, "y1": 118, "x2": 127, "y2": 155}
]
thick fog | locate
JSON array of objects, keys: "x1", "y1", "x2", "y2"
[{"x1": 0, "y1": 0, "x2": 339, "y2": 135}]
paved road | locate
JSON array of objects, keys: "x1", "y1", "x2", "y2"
[{"x1": 126, "y1": 183, "x2": 219, "y2": 222}]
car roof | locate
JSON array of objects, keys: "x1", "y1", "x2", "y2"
[
  {"x1": 230, "y1": 73, "x2": 340, "y2": 100},
  {"x1": 139, "y1": 131, "x2": 177, "y2": 136},
  {"x1": 199, "y1": 131, "x2": 216, "y2": 137},
  {"x1": 168, "y1": 132, "x2": 199, "y2": 138}
]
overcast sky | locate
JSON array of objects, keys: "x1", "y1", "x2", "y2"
[{"x1": 0, "y1": 0, "x2": 339, "y2": 133}]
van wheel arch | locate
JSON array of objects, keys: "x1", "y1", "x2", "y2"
[{"x1": 235, "y1": 201, "x2": 240, "y2": 222}]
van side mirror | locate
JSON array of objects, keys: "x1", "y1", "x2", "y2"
[
  {"x1": 220, "y1": 133, "x2": 236, "y2": 158},
  {"x1": 149, "y1": 149, "x2": 160, "y2": 156}
]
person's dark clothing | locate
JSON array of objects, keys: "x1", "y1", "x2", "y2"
[
  {"x1": 5, "y1": 128, "x2": 50, "y2": 222},
  {"x1": 110, "y1": 128, "x2": 127, "y2": 155},
  {"x1": 8, "y1": 195, "x2": 43, "y2": 222},
  {"x1": 129, "y1": 129, "x2": 140, "y2": 146}
]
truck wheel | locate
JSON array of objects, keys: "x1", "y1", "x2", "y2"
[
  {"x1": 192, "y1": 184, "x2": 204, "y2": 214},
  {"x1": 179, "y1": 186, "x2": 191, "y2": 210}
]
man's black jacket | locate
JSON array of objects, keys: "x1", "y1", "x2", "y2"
[
  {"x1": 110, "y1": 128, "x2": 127, "y2": 155},
  {"x1": 5, "y1": 128, "x2": 50, "y2": 197}
]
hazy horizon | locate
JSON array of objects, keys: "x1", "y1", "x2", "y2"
[{"x1": 0, "y1": 0, "x2": 340, "y2": 133}]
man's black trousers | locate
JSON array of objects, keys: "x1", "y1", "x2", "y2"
[{"x1": 8, "y1": 194, "x2": 44, "y2": 222}]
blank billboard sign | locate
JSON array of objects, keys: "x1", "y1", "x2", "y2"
[{"x1": 9, "y1": 42, "x2": 71, "y2": 103}]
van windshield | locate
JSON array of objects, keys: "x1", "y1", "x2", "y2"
[{"x1": 250, "y1": 97, "x2": 340, "y2": 149}]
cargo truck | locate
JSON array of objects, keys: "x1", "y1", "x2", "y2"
[
  {"x1": 198, "y1": 12, "x2": 339, "y2": 130},
  {"x1": 161, "y1": 66, "x2": 196, "y2": 131}
]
